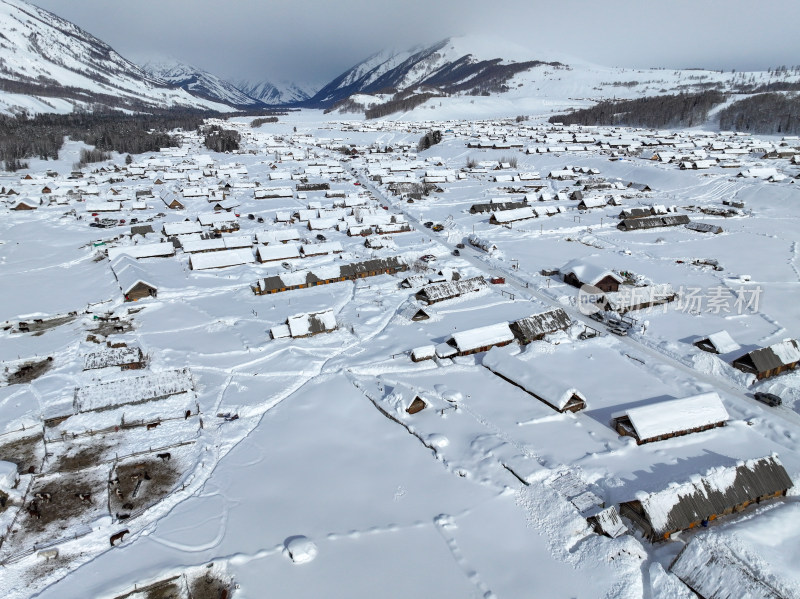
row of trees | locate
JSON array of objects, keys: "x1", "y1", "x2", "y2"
[
  {"x1": 549, "y1": 91, "x2": 725, "y2": 129},
  {"x1": 251, "y1": 116, "x2": 279, "y2": 128},
  {"x1": 202, "y1": 125, "x2": 241, "y2": 152},
  {"x1": 365, "y1": 93, "x2": 439, "y2": 120},
  {"x1": 417, "y1": 129, "x2": 442, "y2": 152},
  {"x1": 718, "y1": 93, "x2": 800, "y2": 135}
]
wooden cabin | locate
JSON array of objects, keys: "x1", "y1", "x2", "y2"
[
  {"x1": 620, "y1": 455, "x2": 793, "y2": 541},
  {"x1": 731, "y1": 339, "x2": 800, "y2": 380},
  {"x1": 611, "y1": 392, "x2": 728, "y2": 445}
]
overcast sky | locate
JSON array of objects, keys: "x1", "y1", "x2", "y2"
[{"x1": 31, "y1": 0, "x2": 800, "y2": 88}]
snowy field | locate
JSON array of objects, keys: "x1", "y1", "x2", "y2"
[{"x1": 0, "y1": 112, "x2": 799, "y2": 598}]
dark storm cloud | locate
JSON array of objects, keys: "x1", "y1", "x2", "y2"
[{"x1": 30, "y1": 0, "x2": 800, "y2": 86}]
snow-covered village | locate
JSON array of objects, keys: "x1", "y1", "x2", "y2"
[{"x1": 1, "y1": 1, "x2": 800, "y2": 598}]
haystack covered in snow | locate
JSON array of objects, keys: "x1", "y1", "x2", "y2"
[
  {"x1": 74, "y1": 369, "x2": 194, "y2": 413},
  {"x1": 483, "y1": 348, "x2": 587, "y2": 412},
  {"x1": 83, "y1": 346, "x2": 145, "y2": 371},
  {"x1": 611, "y1": 392, "x2": 729, "y2": 444},
  {"x1": 620, "y1": 455, "x2": 793, "y2": 541}
]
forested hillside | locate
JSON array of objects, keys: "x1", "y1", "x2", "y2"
[{"x1": 549, "y1": 91, "x2": 725, "y2": 129}]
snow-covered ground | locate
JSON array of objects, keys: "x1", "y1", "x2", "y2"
[{"x1": 0, "y1": 111, "x2": 799, "y2": 599}]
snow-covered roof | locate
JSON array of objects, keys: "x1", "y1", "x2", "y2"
[
  {"x1": 110, "y1": 255, "x2": 158, "y2": 295},
  {"x1": 450, "y1": 323, "x2": 514, "y2": 352},
  {"x1": 163, "y1": 221, "x2": 202, "y2": 236},
  {"x1": 670, "y1": 502, "x2": 800, "y2": 598},
  {"x1": 418, "y1": 276, "x2": 488, "y2": 303},
  {"x1": 287, "y1": 310, "x2": 337, "y2": 338},
  {"x1": 703, "y1": 330, "x2": 741, "y2": 354},
  {"x1": 189, "y1": 248, "x2": 254, "y2": 270},
  {"x1": 301, "y1": 241, "x2": 343, "y2": 256},
  {"x1": 631, "y1": 455, "x2": 793, "y2": 539},
  {"x1": 107, "y1": 242, "x2": 175, "y2": 261},
  {"x1": 621, "y1": 392, "x2": 729, "y2": 442},
  {"x1": 483, "y1": 347, "x2": 587, "y2": 411},
  {"x1": 257, "y1": 243, "x2": 301, "y2": 262},
  {"x1": 490, "y1": 206, "x2": 535, "y2": 223},
  {"x1": 257, "y1": 229, "x2": 301, "y2": 244},
  {"x1": 561, "y1": 258, "x2": 623, "y2": 287}
]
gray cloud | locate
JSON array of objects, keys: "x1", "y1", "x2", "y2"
[{"x1": 30, "y1": 0, "x2": 800, "y2": 88}]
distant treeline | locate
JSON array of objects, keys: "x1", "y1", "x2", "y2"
[
  {"x1": 0, "y1": 110, "x2": 211, "y2": 171},
  {"x1": 549, "y1": 91, "x2": 725, "y2": 129},
  {"x1": 250, "y1": 116, "x2": 279, "y2": 127},
  {"x1": 719, "y1": 93, "x2": 800, "y2": 135},
  {"x1": 366, "y1": 93, "x2": 440, "y2": 119}
]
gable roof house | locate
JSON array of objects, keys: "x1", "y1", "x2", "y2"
[
  {"x1": 483, "y1": 348, "x2": 587, "y2": 413},
  {"x1": 577, "y1": 197, "x2": 608, "y2": 210},
  {"x1": 620, "y1": 455, "x2": 793, "y2": 541},
  {"x1": 611, "y1": 392, "x2": 729, "y2": 444},
  {"x1": 271, "y1": 309, "x2": 338, "y2": 339},
  {"x1": 509, "y1": 308, "x2": 571, "y2": 344},
  {"x1": 10, "y1": 198, "x2": 39, "y2": 210},
  {"x1": 447, "y1": 323, "x2": 515, "y2": 356},
  {"x1": 110, "y1": 255, "x2": 158, "y2": 301},
  {"x1": 618, "y1": 207, "x2": 652, "y2": 220},
  {"x1": 561, "y1": 258, "x2": 623, "y2": 293},
  {"x1": 415, "y1": 276, "x2": 489, "y2": 304},
  {"x1": 161, "y1": 192, "x2": 185, "y2": 210},
  {"x1": 694, "y1": 330, "x2": 741, "y2": 355},
  {"x1": 731, "y1": 339, "x2": 800, "y2": 380},
  {"x1": 617, "y1": 214, "x2": 690, "y2": 231}
]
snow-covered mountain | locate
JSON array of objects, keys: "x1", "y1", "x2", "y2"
[
  {"x1": 142, "y1": 60, "x2": 263, "y2": 107},
  {"x1": 315, "y1": 34, "x2": 800, "y2": 119},
  {"x1": 0, "y1": 0, "x2": 232, "y2": 114},
  {"x1": 237, "y1": 79, "x2": 315, "y2": 105},
  {"x1": 308, "y1": 35, "x2": 562, "y2": 107}
]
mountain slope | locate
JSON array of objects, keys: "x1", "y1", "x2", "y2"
[
  {"x1": 143, "y1": 60, "x2": 262, "y2": 107},
  {"x1": 0, "y1": 0, "x2": 232, "y2": 113},
  {"x1": 237, "y1": 79, "x2": 314, "y2": 105},
  {"x1": 317, "y1": 35, "x2": 800, "y2": 120},
  {"x1": 308, "y1": 36, "x2": 565, "y2": 107}
]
